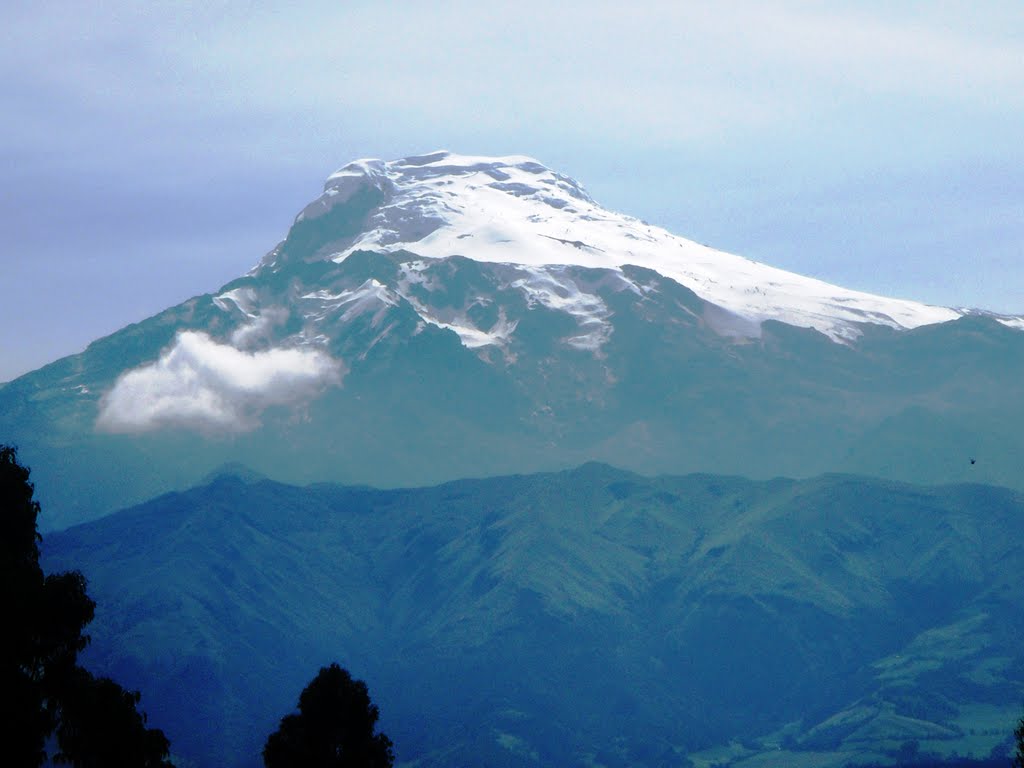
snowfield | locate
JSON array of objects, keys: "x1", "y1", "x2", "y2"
[{"x1": 269, "y1": 150, "x2": 969, "y2": 343}]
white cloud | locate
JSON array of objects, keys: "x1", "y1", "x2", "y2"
[
  {"x1": 95, "y1": 331, "x2": 341, "y2": 434},
  {"x1": 230, "y1": 307, "x2": 290, "y2": 348}
]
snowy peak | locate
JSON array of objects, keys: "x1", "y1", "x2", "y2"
[
  {"x1": 257, "y1": 151, "x2": 1016, "y2": 343},
  {"x1": 324, "y1": 150, "x2": 593, "y2": 204},
  {"x1": 284, "y1": 150, "x2": 598, "y2": 261}
]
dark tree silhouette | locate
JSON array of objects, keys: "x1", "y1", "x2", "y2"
[
  {"x1": 55, "y1": 668, "x2": 172, "y2": 767},
  {"x1": 1013, "y1": 711, "x2": 1024, "y2": 768},
  {"x1": 264, "y1": 663, "x2": 393, "y2": 768},
  {"x1": 0, "y1": 444, "x2": 173, "y2": 767}
]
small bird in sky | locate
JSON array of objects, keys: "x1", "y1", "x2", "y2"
[{"x1": 970, "y1": 457, "x2": 976, "y2": 465}]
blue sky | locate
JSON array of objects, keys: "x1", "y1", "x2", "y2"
[{"x1": 2, "y1": 1, "x2": 1022, "y2": 381}]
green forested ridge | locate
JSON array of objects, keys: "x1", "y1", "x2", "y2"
[{"x1": 42, "y1": 464, "x2": 1024, "y2": 767}]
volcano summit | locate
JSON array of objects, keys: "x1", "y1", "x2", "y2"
[{"x1": 260, "y1": 150, "x2": 970, "y2": 341}]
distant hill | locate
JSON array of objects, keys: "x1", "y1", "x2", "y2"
[{"x1": 43, "y1": 465, "x2": 1024, "y2": 767}]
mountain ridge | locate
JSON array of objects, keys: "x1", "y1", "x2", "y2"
[
  {"x1": 3, "y1": 152, "x2": 1024, "y2": 528},
  {"x1": 42, "y1": 464, "x2": 1024, "y2": 767}
]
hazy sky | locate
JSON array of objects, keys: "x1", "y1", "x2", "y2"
[{"x1": 2, "y1": 1, "x2": 1022, "y2": 382}]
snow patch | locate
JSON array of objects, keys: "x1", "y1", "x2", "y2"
[
  {"x1": 301, "y1": 279, "x2": 398, "y2": 326},
  {"x1": 512, "y1": 267, "x2": 613, "y2": 350},
  {"x1": 213, "y1": 287, "x2": 258, "y2": 317},
  {"x1": 429, "y1": 309, "x2": 518, "y2": 350}
]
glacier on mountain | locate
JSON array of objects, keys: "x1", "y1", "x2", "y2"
[{"x1": 263, "y1": 149, "x2": 966, "y2": 343}]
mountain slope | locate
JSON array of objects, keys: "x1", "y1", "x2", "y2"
[
  {"x1": 43, "y1": 465, "x2": 1024, "y2": 767},
  {"x1": 2, "y1": 152, "x2": 1023, "y2": 528}
]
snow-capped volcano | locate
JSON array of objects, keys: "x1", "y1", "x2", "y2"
[
  {"x1": 7, "y1": 149, "x2": 1024, "y2": 529},
  {"x1": 258, "y1": 149, "x2": 967, "y2": 342}
]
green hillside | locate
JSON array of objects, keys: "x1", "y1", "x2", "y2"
[{"x1": 43, "y1": 465, "x2": 1024, "y2": 767}]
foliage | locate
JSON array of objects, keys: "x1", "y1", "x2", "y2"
[
  {"x1": 1013, "y1": 711, "x2": 1024, "y2": 768},
  {"x1": 264, "y1": 663, "x2": 393, "y2": 768},
  {"x1": 0, "y1": 444, "x2": 172, "y2": 767},
  {"x1": 55, "y1": 668, "x2": 172, "y2": 768}
]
